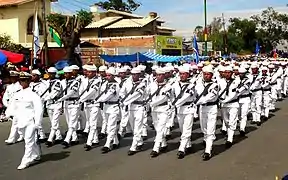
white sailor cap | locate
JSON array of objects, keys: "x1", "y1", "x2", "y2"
[
  {"x1": 174, "y1": 65, "x2": 179, "y2": 69},
  {"x1": 197, "y1": 63, "x2": 204, "y2": 67},
  {"x1": 155, "y1": 68, "x2": 166, "y2": 74},
  {"x1": 63, "y1": 66, "x2": 73, "y2": 73},
  {"x1": 123, "y1": 65, "x2": 131, "y2": 71},
  {"x1": 137, "y1": 65, "x2": 146, "y2": 71},
  {"x1": 19, "y1": 71, "x2": 32, "y2": 79},
  {"x1": 251, "y1": 63, "x2": 259, "y2": 68},
  {"x1": 151, "y1": 65, "x2": 159, "y2": 71},
  {"x1": 106, "y1": 67, "x2": 117, "y2": 75},
  {"x1": 9, "y1": 71, "x2": 19, "y2": 76},
  {"x1": 268, "y1": 64, "x2": 275, "y2": 69},
  {"x1": 178, "y1": 66, "x2": 190, "y2": 73},
  {"x1": 82, "y1": 64, "x2": 89, "y2": 70},
  {"x1": 163, "y1": 66, "x2": 171, "y2": 73},
  {"x1": 117, "y1": 68, "x2": 126, "y2": 73},
  {"x1": 238, "y1": 67, "x2": 246, "y2": 73},
  {"x1": 86, "y1": 65, "x2": 97, "y2": 71},
  {"x1": 262, "y1": 66, "x2": 268, "y2": 71},
  {"x1": 99, "y1": 65, "x2": 108, "y2": 72},
  {"x1": 191, "y1": 64, "x2": 198, "y2": 70},
  {"x1": 131, "y1": 67, "x2": 141, "y2": 74},
  {"x1": 31, "y1": 69, "x2": 41, "y2": 75},
  {"x1": 225, "y1": 66, "x2": 233, "y2": 71},
  {"x1": 218, "y1": 65, "x2": 225, "y2": 72},
  {"x1": 202, "y1": 65, "x2": 214, "y2": 73},
  {"x1": 233, "y1": 66, "x2": 239, "y2": 70},
  {"x1": 48, "y1": 67, "x2": 57, "y2": 73},
  {"x1": 70, "y1": 65, "x2": 79, "y2": 70}
]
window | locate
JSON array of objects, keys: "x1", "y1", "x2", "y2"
[{"x1": 27, "y1": 15, "x2": 43, "y2": 35}]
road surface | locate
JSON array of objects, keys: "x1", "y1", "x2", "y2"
[{"x1": 0, "y1": 100, "x2": 288, "y2": 180}]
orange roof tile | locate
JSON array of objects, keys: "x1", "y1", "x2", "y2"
[{"x1": 0, "y1": 0, "x2": 34, "y2": 7}]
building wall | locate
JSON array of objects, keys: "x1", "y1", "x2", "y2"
[{"x1": 0, "y1": 0, "x2": 52, "y2": 44}]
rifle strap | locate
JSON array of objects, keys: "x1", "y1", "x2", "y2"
[{"x1": 194, "y1": 82, "x2": 213, "y2": 104}]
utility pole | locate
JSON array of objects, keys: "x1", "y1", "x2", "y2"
[
  {"x1": 204, "y1": 0, "x2": 208, "y2": 56},
  {"x1": 222, "y1": 13, "x2": 228, "y2": 56},
  {"x1": 42, "y1": 0, "x2": 48, "y2": 65}
]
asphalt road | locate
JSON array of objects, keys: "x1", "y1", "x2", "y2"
[{"x1": 0, "y1": 100, "x2": 288, "y2": 180}]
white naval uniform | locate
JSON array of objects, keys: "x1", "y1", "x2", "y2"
[
  {"x1": 149, "y1": 81, "x2": 172, "y2": 153},
  {"x1": 269, "y1": 71, "x2": 278, "y2": 110},
  {"x1": 123, "y1": 79, "x2": 148, "y2": 152},
  {"x1": 76, "y1": 75, "x2": 87, "y2": 132},
  {"x1": 58, "y1": 78, "x2": 81, "y2": 144},
  {"x1": 219, "y1": 78, "x2": 240, "y2": 143},
  {"x1": 164, "y1": 77, "x2": 176, "y2": 137},
  {"x1": 249, "y1": 74, "x2": 263, "y2": 123},
  {"x1": 276, "y1": 67, "x2": 283, "y2": 99},
  {"x1": 43, "y1": 79, "x2": 63, "y2": 142},
  {"x1": 30, "y1": 80, "x2": 48, "y2": 139},
  {"x1": 4, "y1": 82, "x2": 23, "y2": 143},
  {"x1": 97, "y1": 81, "x2": 120, "y2": 149},
  {"x1": 6, "y1": 87, "x2": 43, "y2": 169},
  {"x1": 283, "y1": 67, "x2": 288, "y2": 95},
  {"x1": 99, "y1": 77, "x2": 108, "y2": 135},
  {"x1": 261, "y1": 75, "x2": 272, "y2": 118},
  {"x1": 173, "y1": 81, "x2": 196, "y2": 153},
  {"x1": 78, "y1": 77, "x2": 101, "y2": 146},
  {"x1": 195, "y1": 80, "x2": 219, "y2": 155},
  {"x1": 237, "y1": 76, "x2": 252, "y2": 132}
]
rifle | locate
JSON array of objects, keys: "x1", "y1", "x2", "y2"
[
  {"x1": 219, "y1": 80, "x2": 233, "y2": 99},
  {"x1": 77, "y1": 78, "x2": 96, "y2": 101},
  {"x1": 194, "y1": 82, "x2": 213, "y2": 105},
  {"x1": 94, "y1": 83, "x2": 112, "y2": 102},
  {"x1": 54, "y1": 79, "x2": 78, "y2": 101},
  {"x1": 144, "y1": 83, "x2": 166, "y2": 104},
  {"x1": 40, "y1": 80, "x2": 56, "y2": 98},
  {"x1": 172, "y1": 83, "x2": 189, "y2": 105},
  {"x1": 120, "y1": 82, "x2": 141, "y2": 103}
]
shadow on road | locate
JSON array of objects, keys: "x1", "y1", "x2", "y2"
[{"x1": 41, "y1": 151, "x2": 70, "y2": 162}]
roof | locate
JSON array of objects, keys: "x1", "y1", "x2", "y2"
[
  {"x1": 157, "y1": 26, "x2": 176, "y2": 31},
  {"x1": 0, "y1": 0, "x2": 33, "y2": 7},
  {"x1": 86, "y1": 16, "x2": 123, "y2": 29},
  {"x1": 0, "y1": 0, "x2": 57, "y2": 7},
  {"x1": 107, "y1": 9, "x2": 143, "y2": 18},
  {"x1": 104, "y1": 17, "x2": 159, "y2": 29}
]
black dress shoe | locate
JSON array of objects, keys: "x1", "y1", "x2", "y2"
[
  {"x1": 45, "y1": 141, "x2": 53, "y2": 148},
  {"x1": 142, "y1": 136, "x2": 148, "y2": 141},
  {"x1": 202, "y1": 153, "x2": 211, "y2": 161},
  {"x1": 136, "y1": 145, "x2": 143, "y2": 151},
  {"x1": 112, "y1": 144, "x2": 120, "y2": 149},
  {"x1": 263, "y1": 116, "x2": 269, "y2": 121},
  {"x1": 239, "y1": 130, "x2": 246, "y2": 137},
  {"x1": 101, "y1": 147, "x2": 111, "y2": 154},
  {"x1": 76, "y1": 130, "x2": 83, "y2": 134},
  {"x1": 221, "y1": 130, "x2": 227, "y2": 135},
  {"x1": 71, "y1": 141, "x2": 79, "y2": 146},
  {"x1": 54, "y1": 139, "x2": 63, "y2": 144},
  {"x1": 260, "y1": 116, "x2": 265, "y2": 121},
  {"x1": 62, "y1": 141, "x2": 70, "y2": 149},
  {"x1": 84, "y1": 144, "x2": 92, "y2": 151},
  {"x1": 150, "y1": 151, "x2": 159, "y2": 158},
  {"x1": 225, "y1": 141, "x2": 232, "y2": 149},
  {"x1": 177, "y1": 151, "x2": 185, "y2": 159},
  {"x1": 251, "y1": 121, "x2": 256, "y2": 124},
  {"x1": 160, "y1": 146, "x2": 168, "y2": 153},
  {"x1": 98, "y1": 133, "x2": 107, "y2": 140},
  {"x1": 256, "y1": 122, "x2": 261, "y2": 126},
  {"x1": 128, "y1": 150, "x2": 137, "y2": 156}
]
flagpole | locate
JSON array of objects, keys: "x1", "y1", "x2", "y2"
[
  {"x1": 204, "y1": 0, "x2": 208, "y2": 56},
  {"x1": 31, "y1": 2, "x2": 37, "y2": 71}
]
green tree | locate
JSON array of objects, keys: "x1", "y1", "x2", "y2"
[
  {"x1": 47, "y1": 10, "x2": 93, "y2": 66},
  {"x1": 0, "y1": 34, "x2": 24, "y2": 53},
  {"x1": 95, "y1": 0, "x2": 141, "y2": 12}
]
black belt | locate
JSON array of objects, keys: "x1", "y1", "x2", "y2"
[
  {"x1": 132, "y1": 101, "x2": 144, "y2": 105},
  {"x1": 240, "y1": 94, "x2": 251, "y2": 98},
  {"x1": 270, "y1": 82, "x2": 277, "y2": 85},
  {"x1": 105, "y1": 101, "x2": 119, "y2": 105},
  {"x1": 251, "y1": 89, "x2": 262, "y2": 92},
  {"x1": 263, "y1": 88, "x2": 271, "y2": 92},
  {"x1": 86, "y1": 100, "x2": 96, "y2": 103},
  {"x1": 67, "y1": 97, "x2": 78, "y2": 101},
  {"x1": 157, "y1": 102, "x2": 168, "y2": 106},
  {"x1": 183, "y1": 101, "x2": 193, "y2": 106},
  {"x1": 202, "y1": 101, "x2": 218, "y2": 106}
]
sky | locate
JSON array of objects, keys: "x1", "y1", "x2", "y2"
[{"x1": 52, "y1": 0, "x2": 288, "y2": 37}]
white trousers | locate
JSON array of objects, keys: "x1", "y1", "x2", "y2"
[
  {"x1": 118, "y1": 106, "x2": 130, "y2": 135},
  {"x1": 64, "y1": 106, "x2": 80, "y2": 143},
  {"x1": 261, "y1": 91, "x2": 271, "y2": 118},
  {"x1": 129, "y1": 108, "x2": 144, "y2": 151},
  {"x1": 177, "y1": 113, "x2": 194, "y2": 152},
  {"x1": 18, "y1": 124, "x2": 40, "y2": 166},
  {"x1": 100, "y1": 107, "x2": 108, "y2": 134},
  {"x1": 165, "y1": 107, "x2": 175, "y2": 136},
  {"x1": 251, "y1": 92, "x2": 262, "y2": 122},
  {"x1": 141, "y1": 108, "x2": 148, "y2": 137},
  {"x1": 221, "y1": 107, "x2": 238, "y2": 143},
  {"x1": 151, "y1": 112, "x2": 168, "y2": 152},
  {"x1": 104, "y1": 112, "x2": 119, "y2": 148},
  {"x1": 47, "y1": 108, "x2": 62, "y2": 142},
  {"x1": 85, "y1": 106, "x2": 100, "y2": 146},
  {"x1": 239, "y1": 99, "x2": 250, "y2": 131},
  {"x1": 270, "y1": 86, "x2": 277, "y2": 110},
  {"x1": 6, "y1": 117, "x2": 23, "y2": 143},
  {"x1": 199, "y1": 105, "x2": 217, "y2": 154}
]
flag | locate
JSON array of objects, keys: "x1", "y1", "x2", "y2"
[
  {"x1": 192, "y1": 34, "x2": 199, "y2": 64},
  {"x1": 33, "y1": 11, "x2": 40, "y2": 59},
  {"x1": 49, "y1": 27, "x2": 62, "y2": 47},
  {"x1": 255, "y1": 41, "x2": 260, "y2": 56}
]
